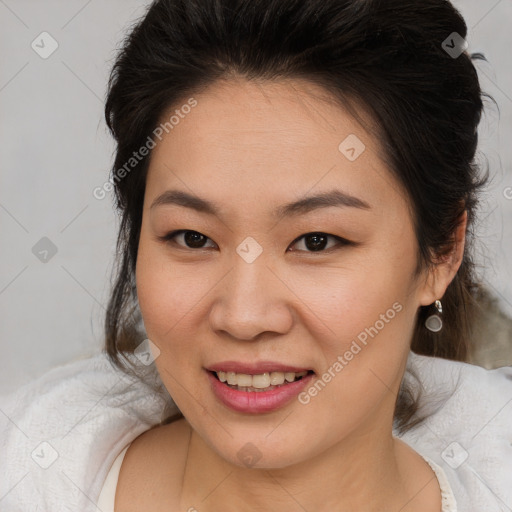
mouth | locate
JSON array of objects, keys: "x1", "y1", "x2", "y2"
[
  {"x1": 205, "y1": 366, "x2": 316, "y2": 413},
  {"x1": 209, "y1": 369, "x2": 315, "y2": 393}
]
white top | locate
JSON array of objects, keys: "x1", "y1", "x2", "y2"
[
  {"x1": 96, "y1": 441, "x2": 458, "y2": 512},
  {"x1": 97, "y1": 444, "x2": 130, "y2": 511},
  {"x1": 1, "y1": 349, "x2": 511, "y2": 511}
]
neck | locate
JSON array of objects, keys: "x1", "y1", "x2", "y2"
[{"x1": 178, "y1": 421, "x2": 431, "y2": 512}]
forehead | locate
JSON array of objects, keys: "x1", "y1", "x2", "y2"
[
  {"x1": 155, "y1": 77, "x2": 379, "y2": 155},
  {"x1": 145, "y1": 78, "x2": 409, "y2": 220}
]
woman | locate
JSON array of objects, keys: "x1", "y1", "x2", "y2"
[{"x1": 1, "y1": 0, "x2": 511, "y2": 511}]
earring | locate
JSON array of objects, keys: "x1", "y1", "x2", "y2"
[{"x1": 425, "y1": 299, "x2": 443, "y2": 332}]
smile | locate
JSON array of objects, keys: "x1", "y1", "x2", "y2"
[
  {"x1": 214, "y1": 370, "x2": 312, "y2": 391},
  {"x1": 206, "y1": 368, "x2": 316, "y2": 413}
]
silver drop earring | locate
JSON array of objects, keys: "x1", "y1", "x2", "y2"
[{"x1": 425, "y1": 299, "x2": 443, "y2": 332}]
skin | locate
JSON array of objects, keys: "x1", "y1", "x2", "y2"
[{"x1": 115, "y1": 77, "x2": 466, "y2": 512}]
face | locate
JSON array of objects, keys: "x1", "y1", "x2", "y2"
[{"x1": 135, "y1": 78, "x2": 436, "y2": 469}]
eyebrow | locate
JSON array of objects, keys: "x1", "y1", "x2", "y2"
[{"x1": 150, "y1": 189, "x2": 371, "y2": 218}]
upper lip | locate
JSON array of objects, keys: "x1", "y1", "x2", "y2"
[{"x1": 205, "y1": 361, "x2": 313, "y2": 374}]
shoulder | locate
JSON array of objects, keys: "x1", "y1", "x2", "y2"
[
  {"x1": 397, "y1": 351, "x2": 512, "y2": 511},
  {"x1": 0, "y1": 351, "x2": 178, "y2": 511},
  {"x1": 403, "y1": 350, "x2": 512, "y2": 425},
  {"x1": 115, "y1": 418, "x2": 191, "y2": 511},
  {"x1": 120, "y1": 417, "x2": 191, "y2": 473}
]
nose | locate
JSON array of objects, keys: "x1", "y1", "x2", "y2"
[{"x1": 208, "y1": 255, "x2": 294, "y2": 342}]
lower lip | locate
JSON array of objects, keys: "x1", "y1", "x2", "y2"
[{"x1": 206, "y1": 370, "x2": 315, "y2": 413}]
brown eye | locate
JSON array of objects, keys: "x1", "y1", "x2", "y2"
[
  {"x1": 158, "y1": 230, "x2": 352, "y2": 253},
  {"x1": 159, "y1": 230, "x2": 216, "y2": 249},
  {"x1": 288, "y1": 232, "x2": 351, "y2": 253}
]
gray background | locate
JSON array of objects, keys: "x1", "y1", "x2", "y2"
[{"x1": 1, "y1": 0, "x2": 511, "y2": 396}]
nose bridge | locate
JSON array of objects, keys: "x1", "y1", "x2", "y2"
[
  {"x1": 227, "y1": 241, "x2": 274, "y2": 315},
  {"x1": 209, "y1": 240, "x2": 292, "y2": 340},
  {"x1": 232, "y1": 243, "x2": 269, "y2": 302},
  {"x1": 227, "y1": 233, "x2": 272, "y2": 292}
]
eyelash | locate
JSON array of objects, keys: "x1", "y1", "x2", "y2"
[{"x1": 157, "y1": 230, "x2": 353, "y2": 254}]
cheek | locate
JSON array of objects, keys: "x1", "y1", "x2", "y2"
[
  {"x1": 292, "y1": 252, "x2": 415, "y2": 354},
  {"x1": 298, "y1": 253, "x2": 417, "y2": 406},
  {"x1": 135, "y1": 238, "x2": 212, "y2": 337},
  {"x1": 135, "y1": 241, "x2": 212, "y2": 413},
  {"x1": 294, "y1": 282, "x2": 413, "y2": 444}
]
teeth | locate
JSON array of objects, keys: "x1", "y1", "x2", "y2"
[
  {"x1": 237, "y1": 374, "x2": 253, "y2": 387},
  {"x1": 252, "y1": 373, "x2": 271, "y2": 388},
  {"x1": 270, "y1": 371, "x2": 285, "y2": 385},
  {"x1": 215, "y1": 370, "x2": 309, "y2": 388}
]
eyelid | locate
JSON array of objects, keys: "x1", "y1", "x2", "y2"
[
  {"x1": 157, "y1": 230, "x2": 354, "y2": 252},
  {"x1": 157, "y1": 229, "x2": 217, "y2": 249},
  {"x1": 288, "y1": 232, "x2": 352, "y2": 253}
]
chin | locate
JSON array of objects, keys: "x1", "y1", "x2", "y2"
[{"x1": 201, "y1": 424, "x2": 315, "y2": 470}]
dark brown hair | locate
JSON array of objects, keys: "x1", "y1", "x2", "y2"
[{"x1": 103, "y1": 0, "x2": 493, "y2": 433}]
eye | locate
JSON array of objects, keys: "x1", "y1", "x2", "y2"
[
  {"x1": 157, "y1": 230, "x2": 216, "y2": 249},
  {"x1": 158, "y1": 230, "x2": 351, "y2": 253},
  {"x1": 288, "y1": 232, "x2": 351, "y2": 253}
]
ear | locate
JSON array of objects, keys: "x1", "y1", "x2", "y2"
[{"x1": 417, "y1": 210, "x2": 467, "y2": 307}]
